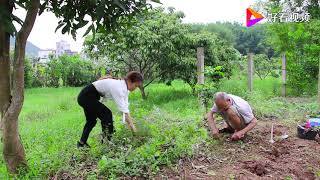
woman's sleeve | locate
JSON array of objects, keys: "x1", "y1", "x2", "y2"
[{"x1": 111, "y1": 90, "x2": 129, "y2": 114}]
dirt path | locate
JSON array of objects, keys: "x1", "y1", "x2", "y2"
[{"x1": 156, "y1": 121, "x2": 320, "y2": 180}]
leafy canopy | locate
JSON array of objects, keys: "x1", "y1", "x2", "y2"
[{"x1": 1, "y1": 0, "x2": 158, "y2": 38}]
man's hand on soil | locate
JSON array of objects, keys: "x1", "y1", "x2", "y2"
[
  {"x1": 211, "y1": 128, "x2": 220, "y2": 138},
  {"x1": 231, "y1": 131, "x2": 244, "y2": 141}
]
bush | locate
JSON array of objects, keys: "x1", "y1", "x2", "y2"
[
  {"x1": 23, "y1": 55, "x2": 100, "y2": 88},
  {"x1": 24, "y1": 58, "x2": 33, "y2": 88},
  {"x1": 46, "y1": 55, "x2": 96, "y2": 87},
  {"x1": 97, "y1": 111, "x2": 207, "y2": 178},
  {"x1": 31, "y1": 64, "x2": 47, "y2": 87}
]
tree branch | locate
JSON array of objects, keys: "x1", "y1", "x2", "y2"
[
  {"x1": 143, "y1": 64, "x2": 179, "y2": 88},
  {"x1": 17, "y1": 0, "x2": 40, "y2": 43}
]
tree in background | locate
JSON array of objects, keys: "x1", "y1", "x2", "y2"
[
  {"x1": 84, "y1": 8, "x2": 239, "y2": 98},
  {"x1": 24, "y1": 58, "x2": 32, "y2": 88},
  {"x1": 189, "y1": 22, "x2": 237, "y2": 46},
  {"x1": 266, "y1": 0, "x2": 320, "y2": 95},
  {"x1": 84, "y1": 8, "x2": 191, "y2": 99},
  {"x1": 0, "y1": 0, "x2": 156, "y2": 173},
  {"x1": 83, "y1": 36, "x2": 111, "y2": 79},
  {"x1": 234, "y1": 24, "x2": 275, "y2": 58},
  {"x1": 46, "y1": 55, "x2": 96, "y2": 87},
  {"x1": 189, "y1": 22, "x2": 275, "y2": 57},
  {"x1": 254, "y1": 54, "x2": 279, "y2": 80},
  {"x1": 167, "y1": 31, "x2": 240, "y2": 93}
]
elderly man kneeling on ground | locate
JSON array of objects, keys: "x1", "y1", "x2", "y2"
[{"x1": 207, "y1": 92, "x2": 257, "y2": 141}]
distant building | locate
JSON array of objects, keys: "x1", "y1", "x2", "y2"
[
  {"x1": 38, "y1": 49, "x2": 55, "y2": 64},
  {"x1": 56, "y1": 40, "x2": 71, "y2": 57},
  {"x1": 36, "y1": 40, "x2": 78, "y2": 64},
  {"x1": 64, "y1": 49, "x2": 77, "y2": 56},
  {"x1": 56, "y1": 40, "x2": 77, "y2": 57}
]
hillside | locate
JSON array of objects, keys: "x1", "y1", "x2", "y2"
[{"x1": 10, "y1": 36, "x2": 41, "y2": 57}]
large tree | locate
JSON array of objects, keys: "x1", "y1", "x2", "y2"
[
  {"x1": 84, "y1": 8, "x2": 190, "y2": 99},
  {"x1": 265, "y1": 0, "x2": 320, "y2": 95},
  {"x1": 165, "y1": 31, "x2": 240, "y2": 93},
  {"x1": 84, "y1": 8, "x2": 239, "y2": 98},
  {"x1": 189, "y1": 22, "x2": 276, "y2": 57},
  {"x1": 0, "y1": 0, "x2": 156, "y2": 173}
]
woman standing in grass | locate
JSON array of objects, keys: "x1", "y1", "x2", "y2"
[{"x1": 77, "y1": 71, "x2": 143, "y2": 148}]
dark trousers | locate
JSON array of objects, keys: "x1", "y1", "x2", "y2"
[{"x1": 77, "y1": 84, "x2": 114, "y2": 143}]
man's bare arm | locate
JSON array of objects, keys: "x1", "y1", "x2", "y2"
[
  {"x1": 207, "y1": 111, "x2": 219, "y2": 136},
  {"x1": 239, "y1": 117, "x2": 257, "y2": 135}
]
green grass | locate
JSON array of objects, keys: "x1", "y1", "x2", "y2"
[
  {"x1": 0, "y1": 78, "x2": 318, "y2": 179},
  {"x1": 0, "y1": 81, "x2": 207, "y2": 179}
]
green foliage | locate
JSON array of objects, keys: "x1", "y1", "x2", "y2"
[
  {"x1": 1, "y1": 78, "x2": 319, "y2": 178},
  {"x1": 23, "y1": 55, "x2": 98, "y2": 88},
  {"x1": 236, "y1": 24, "x2": 275, "y2": 57},
  {"x1": 97, "y1": 114, "x2": 206, "y2": 178},
  {"x1": 189, "y1": 22, "x2": 275, "y2": 57},
  {"x1": 268, "y1": 21, "x2": 320, "y2": 95},
  {"x1": 254, "y1": 54, "x2": 279, "y2": 80},
  {"x1": 2, "y1": 0, "x2": 157, "y2": 37},
  {"x1": 196, "y1": 65, "x2": 225, "y2": 112},
  {"x1": 265, "y1": 0, "x2": 320, "y2": 96},
  {"x1": 189, "y1": 22, "x2": 236, "y2": 46},
  {"x1": 46, "y1": 55, "x2": 96, "y2": 87},
  {"x1": 196, "y1": 83, "x2": 217, "y2": 112},
  {"x1": 84, "y1": 8, "x2": 192, "y2": 87},
  {"x1": 84, "y1": 8, "x2": 239, "y2": 96},
  {"x1": 24, "y1": 58, "x2": 33, "y2": 88},
  {"x1": 205, "y1": 66, "x2": 225, "y2": 82},
  {"x1": 0, "y1": 81, "x2": 207, "y2": 179},
  {"x1": 30, "y1": 64, "x2": 47, "y2": 87}
]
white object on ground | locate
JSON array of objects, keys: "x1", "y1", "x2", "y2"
[{"x1": 281, "y1": 134, "x2": 289, "y2": 139}]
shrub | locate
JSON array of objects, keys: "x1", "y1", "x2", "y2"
[
  {"x1": 97, "y1": 109, "x2": 207, "y2": 178},
  {"x1": 24, "y1": 58, "x2": 33, "y2": 88}
]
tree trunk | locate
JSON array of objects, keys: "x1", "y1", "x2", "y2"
[
  {"x1": 2, "y1": 0, "x2": 40, "y2": 173},
  {"x1": 0, "y1": 17, "x2": 11, "y2": 132},
  {"x1": 318, "y1": 54, "x2": 320, "y2": 110},
  {"x1": 139, "y1": 86, "x2": 147, "y2": 99}
]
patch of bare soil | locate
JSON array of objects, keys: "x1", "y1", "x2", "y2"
[{"x1": 156, "y1": 121, "x2": 320, "y2": 180}]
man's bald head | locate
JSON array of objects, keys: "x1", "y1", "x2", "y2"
[{"x1": 214, "y1": 92, "x2": 230, "y2": 110}]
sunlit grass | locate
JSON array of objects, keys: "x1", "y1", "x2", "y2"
[{"x1": 0, "y1": 78, "x2": 317, "y2": 179}]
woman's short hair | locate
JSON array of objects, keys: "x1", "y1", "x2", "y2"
[{"x1": 126, "y1": 71, "x2": 143, "y2": 83}]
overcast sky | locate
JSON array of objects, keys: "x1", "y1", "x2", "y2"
[{"x1": 14, "y1": 0, "x2": 257, "y2": 52}]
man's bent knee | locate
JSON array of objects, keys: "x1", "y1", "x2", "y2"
[{"x1": 226, "y1": 108, "x2": 243, "y2": 130}]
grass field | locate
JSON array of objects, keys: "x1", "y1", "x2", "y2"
[{"x1": 0, "y1": 77, "x2": 318, "y2": 179}]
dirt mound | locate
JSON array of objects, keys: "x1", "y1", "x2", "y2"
[
  {"x1": 257, "y1": 124, "x2": 289, "y2": 138},
  {"x1": 156, "y1": 121, "x2": 320, "y2": 180},
  {"x1": 241, "y1": 161, "x2": 271, "y2": 176}
]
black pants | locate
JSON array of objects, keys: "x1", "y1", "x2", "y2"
[{"x1": 77, "y1": 84, "x2": 114, "y2": 143}]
